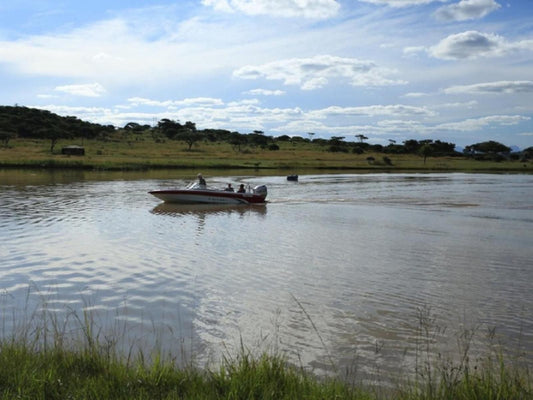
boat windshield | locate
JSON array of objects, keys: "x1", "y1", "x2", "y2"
[{"x1": 186, "y1": 182, "x2": 210, "y2": 190}]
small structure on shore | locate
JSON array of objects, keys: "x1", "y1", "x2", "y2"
[{"x1": 61, "y1": 145, "x2": 85, "y2": 156}]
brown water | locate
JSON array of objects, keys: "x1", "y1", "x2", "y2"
[{"x1": 1, "y1": 170, "x2": 532, "y2": 381}]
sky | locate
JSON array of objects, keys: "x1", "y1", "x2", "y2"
[{"x1": 1, "y1": 0, "x2": 532, "y2": 149}]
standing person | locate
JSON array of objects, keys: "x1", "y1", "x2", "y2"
[{"x1": 197, "y1": 173, "x2": 206, "y2": 187}]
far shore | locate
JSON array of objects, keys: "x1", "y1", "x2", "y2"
[{"x1": 1, "y1": 137, "x2": 530, "y2": 173}]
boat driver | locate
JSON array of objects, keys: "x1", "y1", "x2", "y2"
[{"x1": 197, "y1": 173, "x2": 206, "y2": 188}]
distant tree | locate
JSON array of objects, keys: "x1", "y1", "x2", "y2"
[
  {"x1": 157, "y1": 119, "x2": 182, "y2": 139},
  {"x1": 312, "y1": 138, "x2": 329, "y2": 146},
  {"x1": 356, "y1": 134, "x2": 368, "y2": 143},
  {"x1": 522, "y1": 146, "x2": 533, "y2": 159},
  {"x1": 419, "y1": 143, "x2": 433, "y2": 164},
  {"x1": 368, "y1": 144, "x2": 383, "y2": 152},
  {"x1": 176, "y1": 121, "x2": 202, "y2": 150},
  {"x1": 290, "y1": 136, "x2": 306, "y2": 144},
  {"x1": 329, "y1": 136, "x2": 346, "y2": 145},
  {"x1": 328, "y1": 136, "x2": 348, "y2": 152},
  {"x1": 201, "y1": 128, "x2": 232, "y2": 142},
  {"x1": 0, "y1": 130, "x2": 16, "y2": 147},
  {"x1": 124, "y1": 122, "x2": 147, "y2": 132},
  {"x1": 430, "y1": 140, "x2": 456, "y2": 156},
  {"x1": 464, "y1": 140, "x2": 511, "y2": 155},
  {"x1": 248, "y1": 131, "x2": 269, "y2": 148},
  {"x1": 229, "y1": 132, "x2": 247, "y2": 152},
  {"x1": 384, "y1": 143, "x2": 405, "y2": 154},
  {"x1": 403, "y1": 139, "x2": 421, "y2": 153},
  {"x1": 37, "y1": 125, "x2": 71, "y2": 153}
]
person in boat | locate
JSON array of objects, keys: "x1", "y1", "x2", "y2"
[
  {"x1": 197, "y1": 173, "x2": 206, "y2": 188},
  {"x1": 237, "y1": 184, "x2": 246, "y2": 193},
  {"x1": 225, "y1": 183, "x2": 234, "y2": 192}
]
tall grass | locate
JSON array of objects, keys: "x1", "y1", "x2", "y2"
[{"x1": 0, "y1": 294, "x2": 531, "y2": 399}]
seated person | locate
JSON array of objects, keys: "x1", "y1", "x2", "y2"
[
  {"x1": 237, "y1": 184, "x2": 246, "y2": 193},
  {"x1": 225, "y1": 183, "x2": 234, "y2": 192},
  {"x1": 197, "y1": 173, "x2": 206, "y2": 187}
]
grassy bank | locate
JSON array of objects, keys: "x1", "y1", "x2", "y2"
[
  {"x1": 1, "y1": 302, "x2": 531, "y2": 399},
  {"x1": 0, "y1": 343, "x2": 357, "y2": 400},
  {"x1": 1, "y1": 137, "x2": 530, "y2": 172},
  {"x1": 1, "y1": 334, "x2": 531, "y2": 399}
]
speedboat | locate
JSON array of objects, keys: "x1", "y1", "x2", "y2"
[{"x1": 149, "y1": 182, "x2": 267, "y2": 204}]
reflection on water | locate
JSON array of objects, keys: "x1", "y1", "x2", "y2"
[
  {"x1": 151, "y1": 203, "x2": 267, "y2": 217},
  {"x1": 151, "y1": 203, "x2": 267, "y2": 235},
  {"x1": 1, "y1": 171, "x2": 532, "y2": 382}
]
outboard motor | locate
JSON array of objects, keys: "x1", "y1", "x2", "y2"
[{"x1": 253, "y1": 185, "x2": 267, "y2": 196}]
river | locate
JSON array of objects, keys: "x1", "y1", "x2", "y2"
[{"x1": 1, "y1": 170, "x2": 532, "y2": 382}]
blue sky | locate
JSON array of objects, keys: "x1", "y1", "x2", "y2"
[{"x1": 1, "y1": 0, "x2": 532, "y2": 149}]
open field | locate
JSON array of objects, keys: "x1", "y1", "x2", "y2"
[{"x1": 1, "y1": 137, "x2": 530, "y2": 172}]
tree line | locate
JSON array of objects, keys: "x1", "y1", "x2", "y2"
[
  {"x1": 0, "y1": 106, "x2": 114, "y2": 152},
  {"x1": 1, "y1": 105, "x2": 531, "y2": 161}
]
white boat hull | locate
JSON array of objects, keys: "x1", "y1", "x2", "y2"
[{"x1": 149, "y1": 185, "x2": 267, "y2": 204}]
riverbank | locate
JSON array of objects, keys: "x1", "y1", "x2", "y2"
[
  {"x1": 1, "y1": 137, "x2": 530, "y2": 172},
  {"x1": 1, "y1": 296, "x2": 531, "y2": 399},
  {"x1": 1, "y1": 332, "x2": 530, "y2": 399}
]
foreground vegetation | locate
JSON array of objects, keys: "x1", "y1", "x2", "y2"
[
  {"x1": 2, "y1": 343, "x2": 529, "y2": 400},
  {"x1": 1, "y1": 105, "x2": 531, "y2": 172},
  {"x1": 1, "y1": 300, "x2": 531, "y2": 399}
]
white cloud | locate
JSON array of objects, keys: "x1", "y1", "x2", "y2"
[
  {"x1": 127, "y1": 97, "x2": 225, "y2": 108},
  {"x1": 429, "y1": 31, "x2": 533, "y2": 60},
  {"x1": 309, "y1": 104, "x2": 436, "y2": 118},
  {"x1": 403, "y1": 92, "x2": 429, "y2": 97},
  {"x1": 108, "y1": 97, "x2": 305, "y2": 130},
  {"x1": 245, "y1": 89, "x2": 285, "y2": 96},
  {"x1": 434, "y1": 100, "x2": 478, "y2": 108},
  {"x1": 202, "y1": 0, "x2": 340, "y2": 19},
  {"x1": 430, "y1": 31, "x2": 504, "y2": 59},
  {"x1": 34, "y1": 96, "x2": 532, "y2": 142},
  {"x1": 376, "y1": 119, "x2": 426, "y2": 132},
  {"x1": 444, "y1": 81, "x2": 533, "y2": 94},
  {"x1": 0, "y1": 15, "x2": 270, "y2": 85},
  {"x1": 271, "y1": 119, "x2": 331, "y2": 133},
  {"x1": 234, "y1": 55, "x2": 406, "y2": 89},
  {"x1": 357, "y1": 0, "x2": 445, "y2": 8},
  {"x1": 403, "y1": 46, "x2": 426, "y2": 57},
  {"x1": 54, "y1": 83, "x2": 106, "y2": 97},
  {"x1": 201, "y1": 0, "x2": 235, "y2": 13},
  {"x1": 436, "y1": 115, "x2": 530, "y2": 131},
  {"x1": 434, "y1": 0, "x2": 500, "y2": 22}
]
